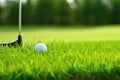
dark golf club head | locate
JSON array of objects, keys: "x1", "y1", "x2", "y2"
[
  {"x1": 0, "y1": 34, "x2": 22, "y2": 47},
  {"x1": 0, "y1": 0, "x2": 22, "y2": 47}
]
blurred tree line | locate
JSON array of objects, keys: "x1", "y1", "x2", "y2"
[{"x1": 0, "y1": 0, "x2": 120, "y2": 26}]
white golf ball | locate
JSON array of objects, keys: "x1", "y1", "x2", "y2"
[{"x1": 35, "y1": 43, "x2": 47, "y2": 53}]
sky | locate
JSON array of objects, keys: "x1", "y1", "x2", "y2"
[
  {"x1": 0, "y1": 0, "x2": 27, "y2": 3},
  {"x1": 0, "y1": 0, "x2": 73, "y2": 4},
  {"x1": 0, "y1": 0, "x2": 27, "y2": 4},
  {"x1": 0, "y1": 0, "x2": 112, "y2": 9}
]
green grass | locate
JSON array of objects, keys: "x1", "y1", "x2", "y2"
[
  {"x1": 0, "y1": 25, "x2": 120, "y2": 80},
  {"x1": 0, "y1": 25, "x2": 120, "y2": 42}
]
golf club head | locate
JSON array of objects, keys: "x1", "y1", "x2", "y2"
[
  {"x1": 0, "y1": 0, "x2": 22, "y2": 47},
  {"x1": 0, "y1": 34, "x2": 22, "y2": 47}
]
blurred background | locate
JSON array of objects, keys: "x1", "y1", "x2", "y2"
[
  {"x1": 0, "y1": 0, "x2": 120, "y2": 42},
  {"x1": 0, "y1": 0, "x2": 120, "y2": 26}
]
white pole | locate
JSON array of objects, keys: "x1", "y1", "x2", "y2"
[{"x1": 19, "y1": 0, "x2": 22, "y2": 35}]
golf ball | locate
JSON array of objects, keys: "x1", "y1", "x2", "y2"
[{"x1": 35, "y1": 43, "x2": 47, "y2": 53}]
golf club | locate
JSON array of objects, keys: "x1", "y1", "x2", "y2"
[{"x1": 0, "y1": 0, "x2": 22, "y2": 47}]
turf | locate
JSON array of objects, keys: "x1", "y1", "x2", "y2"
[
  {"x1": 0, "y1": 41, "x2": 120, "y2": 80},
  {"x1": 0, "y1": 25, "x2": 120, "y2": 80},
  {"x1": 0, "y1": 25, "x2": 120, "y2": 42}
]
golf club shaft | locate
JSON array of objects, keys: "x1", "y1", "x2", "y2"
[
  {"x1": 0, "y1": 0, "x2": 22, "y2": 47},
  {"x1": 19, "y1": 0, "x2": 22, "y2": 35}
]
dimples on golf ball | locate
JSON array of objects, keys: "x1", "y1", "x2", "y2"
[{"x1": 35, "y1": 43, "x2": 47, "y2": 53}]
